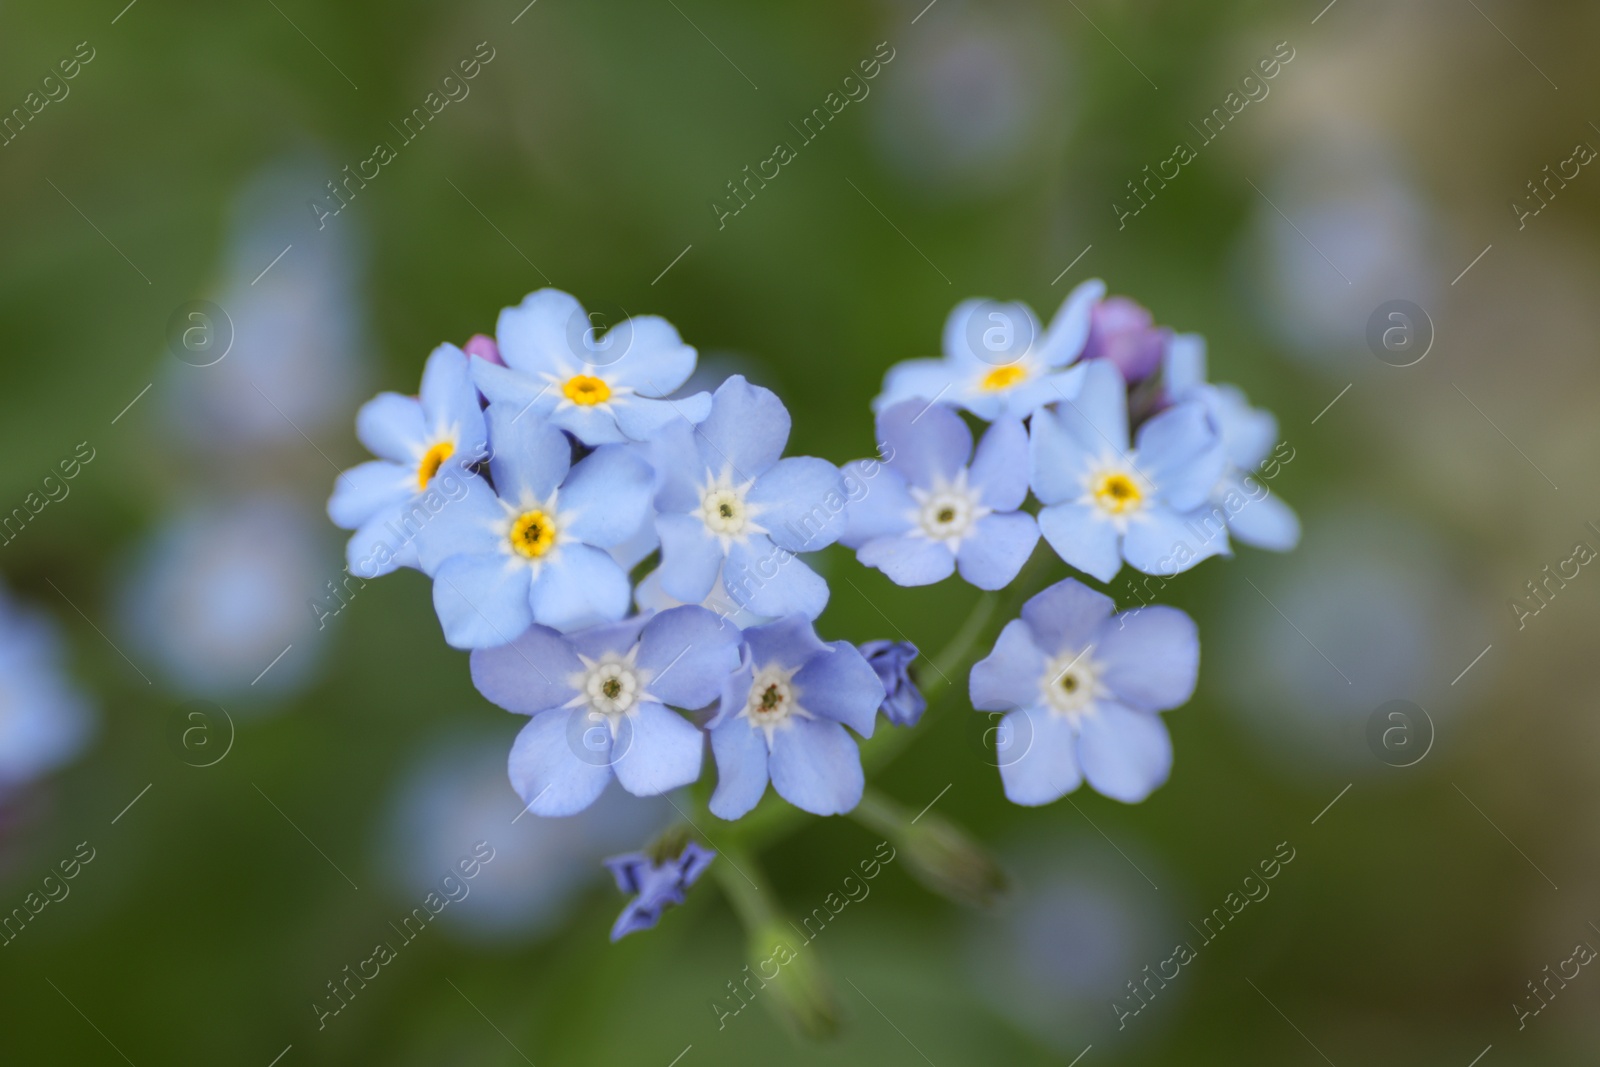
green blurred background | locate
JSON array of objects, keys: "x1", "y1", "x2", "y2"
[{"x1": 3, "y1": 0, "x2": 1599, "y2": 1063}]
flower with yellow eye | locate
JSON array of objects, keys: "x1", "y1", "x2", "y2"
[
  {"x1": 414, "y1": 404, "x2": 654, "y2": 649},
  {"x1": 873, "y1": 280, "x2": 1105, "y2": 422},
  {"x1": 328, "y1": 343, "x2": 488, "y2": 578},
  {"x1": 1029, "y1": 361, "x2": 1227, "y2": 582},
  {"x1": 471, "y1": 288, "x2": 713, "y2": 446}
]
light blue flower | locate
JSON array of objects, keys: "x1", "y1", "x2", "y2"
[
  {"x1": 842, "y1": 400, "x2": 1038, "y2": 589},
  {"x1": 872, "y1": 280, "x2": 1104, "y2": 421},
  {"x1": 471, "y1": 288, "x2": 712, "y2": 445},
  {"x1": 328, "y1": 343, "x2": 488, "y2": 578},
  {"x1": 1029, "y1": 360, "x2": 1227, "y2": 582},
  {"x1": 1162, "y1": 335, "x2": 1300, "y2": 552},
  {"x1": 602, "y1": 840, "x2": 714, "y2": 940},
  {"x1": 471, "y1": 606, "x2": 741, "y2": 816},
  {"x1": 415, "y1": 403, "x2": 654, "y2": 647},
  {"x1": 707, "y1": 617, "x2": 884, "y2": 820},
  {"x1": 0, "y1": 584, "x2": 94, "y2": 791},
  {"x1": 970, "y1": 578, "x2": 1197, "y2": 805},
  {"x1": 652, "y1": 375, "x2": 847, "y2": 620}
]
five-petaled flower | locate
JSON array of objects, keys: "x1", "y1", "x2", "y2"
[
  {"x1": 327, "y1": 343, "x2": 487, "y2": 577},
  {"x1": 416, "y1": 403, "x2": 654, "y2": 646},
  {"x1": 970, "y1": 578, "x2": 1198, "y2": 805},
  {"x1": 471, "y1": 288, "x2": 711, "y2": 445},
  {"x1": 708, "y1": 617, "x2": 885, "y2": 819},
  {"x1": 842, "y1": 400, "x2": 1038, "y2": 590},
  {"x1": 872, "y1": 280, "x2": 1104, "y2": 422},
  {"x1": 472, "y1": 605, "x2": 741, "y2": 815},
  {"x1": 652, "y1": 375, "x2": 847, "y2": 620},
  {"x1": 1029, "y1": 360, "x2": 1227, "y2": 582}
]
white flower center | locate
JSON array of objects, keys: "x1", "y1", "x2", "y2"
[
  {"x1": 697, "y1": 469, "x2": 765, "y2": 548},
  {"x1": 566, "y1": 648, "x2": 655, "y2": 726},
  {"x1": 1079, "y1": 454, "x2": 1150, "y2": 533},
  {"x1": 1039, "y1": 646, "x2": 1103, "y2": 724},
  {"x1": 740, "y1": 663, "x2": 811, "y2": 746},
  {"x1": 907, "y1": 470, "x2": 990, "y2": 551}
]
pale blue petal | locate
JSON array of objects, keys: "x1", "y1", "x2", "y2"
[
  {"x1": 656, "y1": 513, "x2": 724, "y2": 604},
  {"x1": 471, "y1": 357, "x2": 555, "y2": 412},
  {"x1": 792, "y1": 642, "x2": 882, "y2": 737},
  {"x1": 649, "y1": 420, "x2": 703, "y2": 513},
  {"x1": 328, "y1": 461, "x2": 411, "y2": 529},
  {"x1": 530, "y1": 545, "x2": 631, "y2": 631},
  {"x1": 1020, "y1": 577, "x2": 1116, "y2": 656},
  {"x1": 614, "y1": 393, "x2": 709, "y2": 441},
  {"x1": 1037, "y1": 503, "x2": 1123, "y2": 583},
  {"x1": 967, "y1": 417, "x2": 1030, "y2": 510},
  {"x1": 970, "y1": 619, "x2": 1045, "y2": 710},
  {"x1": 495, "y1": 288, "x2": 585, "y2": 377},
  {"x1": 637, "y1": 605, "x2": 743, "y2": 709},
  {"x1": 469, "y1": 624, "x2": 584, "y2": 714},
  {"x1": 345, "y1": 510, "x2": 419, "y2": 578},
  {"x1": 1095, "y1": 605, "x2": 1198, "y2": 712},
  {"x1": 1162, "y1": 333, "x2": 1207, "y2": 398},
  {"x1": 742, "y1": 616, "x2": 828, "y2": 673},
  {"x1": 709, "y1": 717, "x2": 769, "y2": 819},
  {"x1": 559, "y1": 446, "x2": 654, "y2": 548},
  {"x1": 1226, "y1": 483, "x2": 1300, "y2": 551},
  {"x1": 1136, "y1": 402, "x2": 1225, "y2": 512},
  {"x1": 611, "y1": 702, "x2": 704, "y2": 797},
  {"x1": 724, "y1": 539, "x2": 829, "y2": 619},
  {"x1": 769, "y1": 718, "x2": 864, "y2": 816},
  {"x1": 418, "y1": 343, "x2": 484, "y2": 446},
  {"x1": 1077, "y1": 703, "x2": 1172, "y2": 803},
  {"x1": 1121, "y1": 507, "x2": 1228, "y2": 577},
  {"x1": 413, "y1": 475, "x2": 505, "y2": 574},
  {"x1": 857, "y1": 535, "x2": 955, "y2": 587},
  {"x1": 567, "y1": 617, "x2": 649, "y2": 663},
  {"x1": 987, "y1": 364, "x2": 1088, "y2": 421},
  {"x1": 432, "y1": 554, "x2": 533, "y2": 649},
  {"x1": 997, "y1": 707, "x2": 1082, "y2": 806},
  {"x1": 1052, "y1": 359, "x2": 1128, "y2": 453},
  {"x1": 356, "y1": 392, "x2": 426, "y2": 464},
  {"x1": 956, "y1": 512, "x2": 1038, "y2": 590},
  {"x1": 1027, "y1": 405, "x2": 1091, "y2": 505},
  {"x1": 873, "y1": 358, "x2": 956, "y2": 414},
  {"x1": 1039, "y1": 278, "x2": 1106, "y2": 367},
  {"x1": 485, "y1": 404, "x2": 571, "y2": 505},
  {"x1": 695, "y1": 376, "x2": 789, "y2": 479},
  {"x1": 839, "y1": 462, "x2": 914, "y2": 548},
  {"x1": 604, "y1": 315, "x2": 697, "y2": 396},
  {"x1": 942, "y1": 298, "x2": 1042, "y2": 370},
  {"x1": 877, "y1": 400, "x2": 971, "y2": 489},
  {"x1": 1208, "y1": 385, "x2": 1277, "y2": 470},
  {"x1": 507, "y1": 707, "x2": 614, "y2": 816},
  {"x1": 749, "y1": 457, "x2": 849, "y2": 552},
  {"x1": 548, "y1": 404, "x2": 628, "y2": 446}
]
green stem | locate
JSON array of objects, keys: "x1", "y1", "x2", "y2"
[{"x1": 710, "y1": 840, "x2": 779, "y2": 932}]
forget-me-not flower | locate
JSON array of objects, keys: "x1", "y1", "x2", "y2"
[
  {"x1": 842, "y1": 400, "x2": 1038, "y2": 590},
  {"x1": 970, "y1": 578, "x2": 1198, "y2": 805},
  {"x1": 328, "y1": 343, "x2": 488, "y2": 577},
  {"x1": 1029, "y1": 360, "x2": 1227, "y2": 582},
  {"x1": 1161, "y1": 335, "x2": 1300, "y2": 552},
  {"x1": 602, "y1": 840, "x2": 714, "y2": 940},
  {"x1": 652, "y1": 375, "x2": 847, "y2": 620},
  {"x1": 1080, "y1": 294, "x2": 1170, "y2": 385},
  {"x1": 471, "y1": 288, "x2": 712, "y2": 446},
  {"x1": 708, "y1": 617, "x2": 885, "y2": 820},
  {"x1": 0, "y1": 585, "x2": 94, "y2": 791},
  {"x1": 471, "y1": 605, "x2": 741, "y2": 815},
  {"x1": 872, "y1": 280, "x2": 1104, "y2": 421},
  {"x1": 416, "y1": 403, "x2": 654, "y2": 647}
]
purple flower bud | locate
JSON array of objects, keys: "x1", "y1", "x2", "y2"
[
  {"x1": 1081, "y1": 297, "x2": 1169, "y2": 384},
  {"x1": 602, "y1": 840, "x2": 714, "y2": 941},
  {"x1": 858, "y1": 640, "x2": 926, "y2": 727},
  {"x1": 462, "y1": 333, "x2": 505, "y2": 367}
]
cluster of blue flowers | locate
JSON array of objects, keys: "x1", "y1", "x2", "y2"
[{"x1": 329, "y1": 282, "x2": 1296, "y2": 938}]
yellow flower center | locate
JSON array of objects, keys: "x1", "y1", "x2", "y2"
[
  {"x1": 416, "y1": 441, "x2": 455, "y2": 490},
  {"x1": 1092, "y1": 472, "x2": 1143, "y2": 515},
  {"x1": 562, "y1": 374, "x2": 611, "y2": 406},
  {"x1": 509, "y1": 510, "x2": 558, "y2": 559},
  {"x1": 978, "y1": 364, "x2": 1027, "y2": 391}
]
